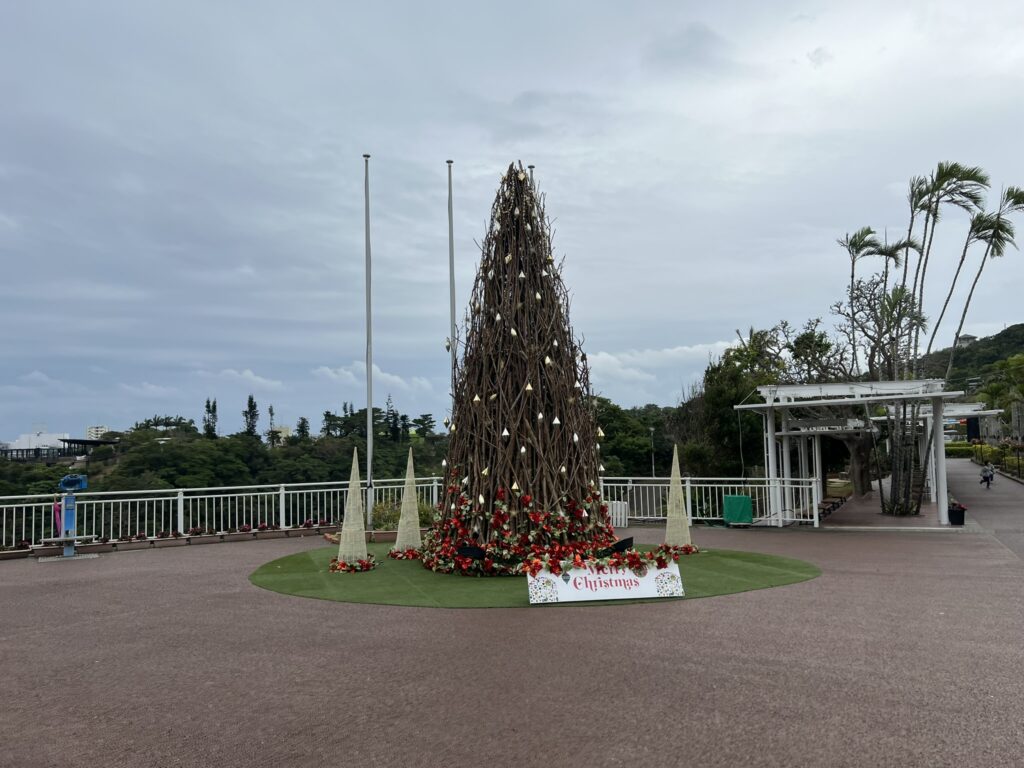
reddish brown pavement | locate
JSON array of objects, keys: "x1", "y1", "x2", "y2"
[{"x1": 2, "y1": 470, "x2": 1023, "y2": 768}]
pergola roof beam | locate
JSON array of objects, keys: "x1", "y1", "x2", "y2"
[{"x1": 735, "y1": 390, "x2": 965, "y2": 412}]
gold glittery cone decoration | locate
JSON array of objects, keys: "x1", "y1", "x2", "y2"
[
  {"x1": 394, "y1": 448, "x2": 422, "y2": 551},
  {"x1": 664, "y1": 445, "x2": 692, "y2": 547},
  {"x1": 337, "y1": 449, "x2": 369, "y2": 563}
]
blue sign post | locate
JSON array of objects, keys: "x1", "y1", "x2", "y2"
[
  {"x1": 57, "y1": 475, "x2": 88, "y2": 558},
  {"x1": 62, "y1": 494, "x2": 77, "y2": 557}
]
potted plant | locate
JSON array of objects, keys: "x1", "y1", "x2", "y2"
[{"x1": 948, "y1": 502, "x2": 966, "y2": 526}]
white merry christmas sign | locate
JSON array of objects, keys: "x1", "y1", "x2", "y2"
[{"x1": 527, "y1": 562, "x2": 684, "y2": 604}]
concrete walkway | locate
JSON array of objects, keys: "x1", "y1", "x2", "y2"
[
  {"x1": 947, "y1": 457, "x2": 1024, "y2": 558},
  {"x1": 2, "y1": 500, "x2": 1024, "y2": 767}
]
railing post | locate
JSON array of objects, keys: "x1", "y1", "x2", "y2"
[
  {"x1": 431, "y1": 478, "x2": 439, "y2": 510},
  {"x1": 278, "y1": 485, "x2": 286, "y2": 528},
  {"x1": 684, "y1": 477, "x2": 692, "y2": 523},
  {"x1": 176, "y1": 491, "x2": 185, "y2": 534}
]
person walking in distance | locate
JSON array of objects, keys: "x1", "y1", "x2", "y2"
[{"x1": 980, "y1": 463, "x2": 995, "y2": 489}]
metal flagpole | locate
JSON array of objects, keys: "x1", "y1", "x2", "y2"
[
  {"x1": 447, "y1": 160, "x2": 457, "y2": 407},
  {"x1": 363, "y1": 154, "x2": 374, "y2": 531}
]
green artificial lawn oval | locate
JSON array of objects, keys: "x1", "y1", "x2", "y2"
[{"x1": 250, "y1": 543, "x2": 820, "y2": 608}]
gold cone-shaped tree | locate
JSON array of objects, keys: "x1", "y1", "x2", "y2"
[{"x1": 421, "y1": 162, "x2": 614, "y2": 575}]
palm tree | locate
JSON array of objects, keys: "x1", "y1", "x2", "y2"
[
  {"x1": 911, "y1": 163, "x2": 989, "y2": 373},
  {"x1": 838, "y1": 226, "x2": 881, "y2": 375},
  {"x1": 875, "y1": 238, "x2": 919, "y2": 293},
  {"x1": 894, "y1": 177, "x2": 929, "y2": 380},
  {"x1": 946, "y1": 187, "x2": 1024, "y2": 380},
  {"x1": 925, "y1": 212, "x2": 990, "y2": 356}
]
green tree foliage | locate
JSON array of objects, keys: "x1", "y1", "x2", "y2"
[
  {"x1": 29, "y1": 399, "x2": 453, "y2": 495},
  {"x1": 243, "y1": 395, "x2": 259, "y2": 437},
  {"x1": 412, "y1": 414, "x2": 436, "y2": 437},
  {"x1": 918, "y1": 323, "x2": 1024, "y2": 385},
  {"x1": 202, "y1": 398, "x2": 218, "y2": 438},
  {"x1": 132, "y1": 415, "x2": 197, "y2": 432}
]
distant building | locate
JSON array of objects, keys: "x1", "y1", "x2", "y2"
[
  {"x1": 86, "y1": 425, "x2": 110, "y2": 440},
  {"x1": 956, "y1": 334, "x2": 978, "y2": 348},
  {"x1": 268, "y1": 425, "x2": 292, "y2": 440},
  {"x1": 9, "y1": 431, "x2": 69, "y2": 450}
]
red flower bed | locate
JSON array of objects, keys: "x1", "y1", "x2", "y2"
[
  {"x1": 388, "y1": 548, "x2": 421, "y2": 560},
  {"x1": 328, "y1": 554, "x2": 378, "y2": 573}
]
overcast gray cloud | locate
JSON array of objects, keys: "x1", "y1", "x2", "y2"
[{"x1": 2, "y1": 1, "x2": 1024, "y2": 439}]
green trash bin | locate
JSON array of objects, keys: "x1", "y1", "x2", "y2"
[{"x1": 723, "y1": 494, "x2": 753, "y2": 526}]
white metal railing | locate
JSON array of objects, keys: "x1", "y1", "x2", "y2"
[
  {"x1": 599, "y1": 477, "x2": 819, "y2": 527},
  {"x1": 0, "y1": 477, "x2": 443, "y2": 549},
  {"x1": 1, "y1": 475, "x2": 820, "y2": 549}
]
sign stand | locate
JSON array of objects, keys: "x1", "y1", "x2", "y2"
[{"x1": 37, "y1": 475, "x2": 98, "y2": 561}]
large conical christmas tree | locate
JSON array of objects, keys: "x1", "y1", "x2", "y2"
[{"x1": 421, "y1": 162, "x2": 615, "y2": 575}]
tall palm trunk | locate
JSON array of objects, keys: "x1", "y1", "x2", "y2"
[
  {"x1": 896, "y1": 212, "x2": 919, "y2": 379},
  {"x1": 946, "y1": 237, "x2": 996, "y2": 381},
  {"x1": 911, "y1": 208, "x2": 939, "y2": 377},
  {"x1": 926, "y1": 224, "x2": 976, "y2": 358},
  {"x1": 849, "y1": 259, "x2": 859, "y2": 375}
]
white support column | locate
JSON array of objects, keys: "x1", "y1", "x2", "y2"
[
  {"x1": 812, "y1": 435, "x2": 823, "y2": 526},
  {"x1": 932, "y1": 397, "x2": 949, "y2": 525},
  {"x1": 798, "y1": 436, "x2": 809, "y2": 517},
  {"x1": 766, "y1": 407, "x2": 781, "y2": 526},
  {"x1": 781, "y1": 411, "x2": 793, "y2": 522},
  {"x1": 927, "y1": 419, "x2": 938, "y2": 502}
]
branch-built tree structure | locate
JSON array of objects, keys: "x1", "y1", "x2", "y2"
[{"x1": 421, "y1": 163, "x2": 615, "y2": 575}]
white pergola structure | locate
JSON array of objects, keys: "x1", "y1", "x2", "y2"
[{"x1": 735, "y1": 381, "x2": 965, "y2": 526}]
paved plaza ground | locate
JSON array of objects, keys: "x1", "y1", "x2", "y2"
[{"x1": 2, "y1": 458, "x2": 1023, "y2": 767}]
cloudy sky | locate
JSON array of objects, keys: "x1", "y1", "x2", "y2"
[{"x1": 2, "y1": 1, "x2": 1024, "y2": 440}]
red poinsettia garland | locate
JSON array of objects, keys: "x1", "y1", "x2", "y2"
[
  {"x1": 418, "y1": 479, "x2": 696, "y2": 577},
  {"x1": 524, "y1": 542, "x2": 699, "y2": 577},
  {"x1": 388, "y1": 548, "x2": 421, "y2": 560},
  {"x1": 420, "y1": 480, "x2": 616, "y2": 576},
  {"x1": 329, "y1": 554, "x2": 378, "y2": 573}
]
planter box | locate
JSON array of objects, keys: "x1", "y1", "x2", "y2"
[
  {"x1": 79, "y1": 542, "x2": 114, "y2": 554},
  {"x1": 31, "y1": 545, "x2": 61, "y2": 558},
  {"x1": 219, "y1": 532, "x2": 252, "y2": 543},
  {"x1": 153, "y1": 537, "x2": 189, "y2": 548},
  {"x1": 111, "y1": 540, "x2": 153, "y2": 551},
  {"x1": 185, "y1": 534, "x2": 220, "y2": 546},
  {"x1": 0, "y1": 549, "x2": 32, "y2": 561},
  {"x1": 252, "y1": 529, "x2": 289, "y2": 540},
  {"x1": 368, "y1": 530, "x2": 398, "y2": 543}
]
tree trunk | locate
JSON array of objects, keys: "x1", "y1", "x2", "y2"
[
  {"x1": 912, "y1": 211, "x2": 939, "y2": 377},
  {"x1": 926, "y1": 229, "x2": 973, "y2": 357},
  {"x1": 843, "y1": 434, "x2": 874, "y2": 498},
  {"x1": 946, "y1": 237, "x2": 995, "y2": 381}
]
